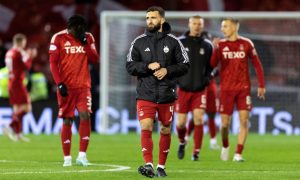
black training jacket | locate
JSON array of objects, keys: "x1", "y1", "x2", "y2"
[
  {"x1": 126, "y1": 22, "x2": 190, "y2": 103},
  {"x1": 177, "y1": 31, "x2": 213, "y2": 92}
]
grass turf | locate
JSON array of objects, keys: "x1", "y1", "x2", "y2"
[{"x1": 0, "y1": 133, "x2": 299, "y2": 179}]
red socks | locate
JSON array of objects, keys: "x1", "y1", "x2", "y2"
[
  {"x1": 141, "y1": 130, "x2": 153, "y2": 164},
  {"x1": 193, "y1": 124, "x2": 203, "y2": 154},
  {"x1": 79, "y1": 120, "x2": 91, "y2": 152},
  {"x1": 10, "y1": 111, "x2": 26, "y2": 134},
  {"x1": 61, "y1": 119, "x2": 91, "y2": 156},
  {"x1": 176, "y1": 126, "x2": 186, "y2": 143},
  {"x1": 208, "y1": 118, "x2": 216, "y2": 138},
  {"x1": 221, "y1": 127, "x2": 229, "y2": 148},
  {"x1": 236, "y1": 144, "x2": 244, "y2": 154},
  {"x1": 158, "y1": 133, "x2": 171, "y2": 166},
  {"x1": 61, "y1": 124, "x2": 72, "y2": 156}
]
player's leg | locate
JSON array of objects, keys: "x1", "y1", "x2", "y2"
[
  {"x1": 76, "y1": 89, "x2": 93, "y2": 166},
  {"x1": 220, "y1": 114, "x2": 231, "y2": 161},
  {"x1": 186, "y1": 117, "x2": 194, "y2": 138},
  {"x1": 156, "y1": 103, "x2": 174, "y2": 177},
  {"x1": 190, "y1": 91, "x2": 206, "y2": 161},
  {"x1": 175, "y1": 88, "x2": 190, "y2": 159},
  {"x1": 233, "y1": 91, "x2": 251, "y2": 162},
  {"x1": 14, "y1": 103, "x2": 31, "y2": 142},
  {"x1": 61, "y1": 117, "x2": 73, "y2": 167},
  {"x1": 207, "y1": 112, "x2": 219, "y2": 149},
  {"x1": 4, "y1": 86, "x2": 30, "y2": 141},
  {"x1": 57, "y1": 90, "x2": 76, "y2": 167},
  {"x1": 192, "y1": 108, "x2": 205, "y2": 161},
  {"x1": 233, "y1": 110, "x2": 249, "y2": 162},
  {"x1": 137, "y1": 100, "x2": 156, "y2": 178},
  {"x1": 206, "y1": 81, "x2": 219, "y2": 149},
  {"x1": 219, "y1": 90, "x2": 235, "y2": 161},
  {"x1": 176, "y1": 113, "x2": 188, "y2": 159},
  {"x1": 75, "y1": 112, "x2": 91, "y2": 166}
]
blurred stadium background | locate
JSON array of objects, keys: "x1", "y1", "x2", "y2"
[{"x1": 0, "y1": 0, "x2": 300, "y2": 135}]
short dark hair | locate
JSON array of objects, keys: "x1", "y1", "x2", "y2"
[
  {"x1": 146, "y1": 6, "x2": 165, "y2": 18},
  {"x1": 67, "y1": 14, "x2": 87, "y2": 29},
  {"x1": 222, "y1": 17, "x2": 239, "y2": 25}
]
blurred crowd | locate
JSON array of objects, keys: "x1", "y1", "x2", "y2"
[{"x1": 0, "y1": 0, "x2": 300, "y2": 95}]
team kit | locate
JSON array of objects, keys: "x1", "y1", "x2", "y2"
[{"x1": 4, "y1": 6, "x2": 265, "y2": 179}]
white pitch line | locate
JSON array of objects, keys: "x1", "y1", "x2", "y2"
[
  {"x1": 0, "y1": 160, "x2": 131, "y2": 175},
  {"x1": 1, "y1": 160, "x2": 300, "y2": 175}
]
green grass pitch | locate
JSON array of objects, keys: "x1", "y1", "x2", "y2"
[{"x1": 0, "y1": 133, "x2": 299, "y2": 179}]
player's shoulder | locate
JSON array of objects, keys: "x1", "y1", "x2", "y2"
[
  {"x1": 177, "y1": 34, "x2": 186, "y2": 40},
  {"x1": 203, "y1": 38, "x2": 213, "y2": 48},
  {"x1": 167, "y1": 33, "x2": 185, "y2": 47},
  {"x1": 5, "y1": 48, "x2": 16, "y2": 57},
  {"x1": 217, "y1": 38, "x2": 228, "y2": 46},
  {"x1": 167, "y1": 33, "x2": 180, "y2": 41},
  {"x1": 131, "y1": 34, "x2": 147, "y2": 45},
  {"x1": 50, "y1": 29, "x2": 68, "y2": 43},
  {"x1": 238, "y1": 36, "x2": 254, "y2": 47}
]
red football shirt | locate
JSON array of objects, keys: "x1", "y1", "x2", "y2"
[
  {"x1": 5, "y1": 47, "x2": 32, "y2": 88},
  {"x1": 210, "y1": 36, "x2": 265, "y2": 91},
  {"x1": 49, "y1": 29, "x2": 96, "y2": 89}
]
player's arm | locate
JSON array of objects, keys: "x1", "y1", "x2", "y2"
[
  {"x1": 204, "y1": 41, "x2": 214, "y2": 81},
  {"x1": 126, "y1": 41, "x2": 151, "y2": 77},
  {"x1": 210, "y1": 47, "x2": 220, "y2": 68},
  {"x1": 49, "y1": 52, "x2": 68, "y2": 97},
  {"x1": 250, "y1": 46, "x2": 266, "y2": 100},
  {"x1": 49, "y1": 53, "x2": 61, "y2": 84},
  {"x1": 165, "y1": 39, "x2": 189, "y2": 78},
  {"x1": 84, "y1": 33, "x2": 99, "y2": 64},
  {"x1": 49, "y1": 38, "x2": 68, "y2": 97},
  {"x1": 21, "y1": 48, "x2": 37, "y2": 70}
]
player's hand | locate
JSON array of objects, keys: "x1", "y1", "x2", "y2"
[
  {"x1": 27, "y1": 48, "x2": 38, "y2": 58},
  {"x1": 148, "y1": 62, "x2": 160, "y2": 71},
  {"x1": 58, "y1": 83, "x2": 68, "y2": 97},
  {"x1": 77, "y1": 33, "x2": 87, "y2": 45},
  {"x1": 257, "y1": 87, "x2": 266, "y2": 100},
  {"x1": 153, "y1": 68, "x2": 167, "y2": 80},
  {"x1": 212, "y1": 37, "x2": 221, "y2": 48}
]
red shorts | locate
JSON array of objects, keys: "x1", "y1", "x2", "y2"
[
  {"x1": 57, "y1": 88, "x2": 92, "y2": 118},
  {"x1": 206, "y1": 79, "x2": 219, "y2": 113},
  {"x1": 175, "y1": 88, "x2": 206, "y2": 113},
  {"x1": 8, "y1": 84, "x2": 30, "y2": 105},
  {"x1": 136, "y1": 100, "x2": 174, "y2": 126},
  {"x1": 219, "y1": 89, "x2": 252, "y2": 115}
]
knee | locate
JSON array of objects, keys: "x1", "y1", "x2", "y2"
[
  {"x1": 79, "y1": 112, "x2": 90, "y2": 120},
  {"x1": 140, "y1": 119, "x2": 153, "y2": 131},
  {"x1": 176, "y1": 121, "x2": 186, "y2": 129},
  {"x1": 193, "y1": 116, "x2": 203, "y2": 125},
  {"x1": 221, "y1": 121, "x2": 230, "y2": 128},
  {"x1": 160, "y1": 126, "x2": 171, "y2": 134}
]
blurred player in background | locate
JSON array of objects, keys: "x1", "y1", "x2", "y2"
[
  {"x1": 3, "y1": 33, "x2": 37, "y2": 142},
  {"x1": 210, "y1": 17, "x2": 266, "y2": 162},
  {"x1": 185, "y1": 36, "x2": 221, "y2": 151},
  {"x1": 49, "y1": 14, "x2": 99, "y2": 167},
  {"x1": 126, "y1": 6, "x2": 189, "y2": 178},
  {"x1": 175, "y1": 15, "x2": 213, "y2": 161}
]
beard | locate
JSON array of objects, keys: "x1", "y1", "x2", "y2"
[{"x1": 147, "y1": 23, "x2": 161, "y2": 33}]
